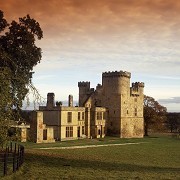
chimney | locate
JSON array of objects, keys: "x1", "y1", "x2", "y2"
[{"x1": 68, "y1": 95, "x2": 73, "y2": 107}]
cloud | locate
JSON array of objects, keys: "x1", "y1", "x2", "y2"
[
  {"x1": 2, "y1": 0, "x2": 180, "y2": 35},
  {"x1": 1, "y1": 0, "x2": 180, "y2": 112},
  {"x1": 158, "y1": 97, "x2": 180, "y2": 104},
  {"x1": 34, "y1": 74, "x2": 56, "y2": 81},
  {"x1": 2, "y1": 0, "x2": 180, "y2": 54}
]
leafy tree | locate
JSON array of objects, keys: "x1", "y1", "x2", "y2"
[
  {"x1": 166, "y1": 113, "x2": 180, "y2": 133},
  {"x1": 0, "y1": 10, "x2": 43, "y2": 145},
  {"x1": 144, "y1": 95, "x2": 167, "y2": 136},
  {"x1": 56, "y1": 101, "x2": 62, "y2": 106}
]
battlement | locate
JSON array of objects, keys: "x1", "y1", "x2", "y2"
[
  {"x1": 102, "y1": 71, "x2": 131, "y2": 78},
  {"x1": 78, "y1": 81, "x2": 90, "y2": 87},
  {"x1": 132, "y1": 82, "x2": 145, "y2": 88},
  {"x1": 130, "y1": 82, "x2": 144, "y2": 96}
]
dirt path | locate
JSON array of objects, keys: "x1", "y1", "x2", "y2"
[{"x1": 37, "y1": 142, "x2": 147, "y2": 150}]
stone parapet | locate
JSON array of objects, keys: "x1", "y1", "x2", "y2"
[
  {"x1": 61, "y1": 106, "x2": 85, "y2": 111},
  {"x1": 102, "y1": 71, "x2": 131, "y2": 78},
  {"x1": 132, "y1": 82, "x2": 145, "y2": 88},
  {"x1": 78, "y1": 81, "x2": 90, "y2": 87}
]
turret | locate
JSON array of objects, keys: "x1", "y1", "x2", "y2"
[
  {"x1": 102, "y1": 71, "x2": 131, "y2": 96},
  {"x1": 130, "y1": 82, "x2": 145, "y2": 96},
  {"x1": 78, "y1": 81, "x2": 90, "y2": 107}
]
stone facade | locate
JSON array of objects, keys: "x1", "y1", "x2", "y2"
[
  {"x1": 20, "y1": 127, "x2": 28, "y2": 142},
  {"x1": 78, "y1": 71, "x2": 144, "y2": 138},
  {"x1": 30, "y1": 111, "x2": 55, "y2": 143},
  {"x1": 9, "y1": 122, "x2": 30, "y2": 142},
  {"x1": 33, "y1": 70, "x2": 144, "y2": 142},
  {"x1": 39, "y1": 94, "x2": 106, "y2": 141}
]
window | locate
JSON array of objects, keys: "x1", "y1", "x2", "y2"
[
  {"x1": 67, "y1": 112, "x2": 72, "y2": 123},
  {"x1": 43, "y1": 129, "x2": 47, "y2": 140},
  {"x1": 82, "y1": 112, "x2": 85, "y2": 120},
  {"x1": 135, "y1": 108, "x2": 137, "y2": 116},
  {"x1": 82, "y1": 126, "x2": 85, "y2": 135},
  {"x1": 77, "y1": 127, "x2": 80, "y2": 137},
  {"x1": 100, "y1": 112, "x2": 102, "y2": 119},
  {"x1": 66, "y1": 126, "x2": 73, "y2": 137},
  {"x1": 97, "y1": 112, "x2": 102, "y2": 120},
  {"x1": 78, "y1": 112, "x2": 81, "y2": 120}
]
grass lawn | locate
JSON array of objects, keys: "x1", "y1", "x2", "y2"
[{"x1": 2, "y1": 135, "x2": 180, "y2": 180}]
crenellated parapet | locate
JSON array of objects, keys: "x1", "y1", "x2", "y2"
[
  {"x1": 78, "y1": 81, "x2": 91, "y2": 107},
  {"x1": 132, "y1": 82, "x2": 145, "y2": 88},
  {"x1": 102, "y1": 71, "x2": 131, "y2": 78},
  {"x1": 78, "y1": 81, "x2": 90, "y2": 87},
  {"x1": 130, "y1": 82, "x2": 144, "y2": 96}
]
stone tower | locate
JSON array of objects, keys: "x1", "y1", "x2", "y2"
[
  {"x1": 101, "y1": 71, "x2": 132, "y2": 136},
  {"x1": 79, "y1": 70, "x2": 144, "y2": 138},
  {"x1": 78, "y1": 81, "x2": 90, "y2": 107},
  {"x1": 102, "y1": 71, "x2": 144, "y2": 138}
]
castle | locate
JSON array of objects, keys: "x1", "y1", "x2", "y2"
[{"x1": 30, "y1": 70, "x2": 144, "y2": 142}]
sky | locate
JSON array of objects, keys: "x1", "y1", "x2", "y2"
[{"x1": 0, "y1": 0, "x2": 180, "y2": 112}]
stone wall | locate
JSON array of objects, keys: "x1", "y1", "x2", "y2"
[
  {"x1": 79, "y1": 70, "x2": 144, "y2": 138},
  {"x1": 30, "y1": 111, "x2": 55, "y2": 143}
]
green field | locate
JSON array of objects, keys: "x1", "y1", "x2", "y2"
[{"x1": 2, "y1": 135, "x2": 180, "y2": 180}]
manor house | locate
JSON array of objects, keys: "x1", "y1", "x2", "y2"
[{"x1": 30, "y1": 71, "x2": 144, "y2": 142}]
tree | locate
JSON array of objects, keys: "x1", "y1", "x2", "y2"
[
  {"x1": 166, "y1": 113, "x2": 180, "y2": 133},
  {"x1": 144, "y1": 95, "x2": 167, "y2": 136},
  {"x1": 0, "y1": 10, "x2": 43, "y2": 145},
  {"x1": 56, "y1": 101, "x2": 62, "y2": 106}
]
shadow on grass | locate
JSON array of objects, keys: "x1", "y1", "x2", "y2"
[{"x1": 24, "y1": 152, "x2": 180, "y2": 174}]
